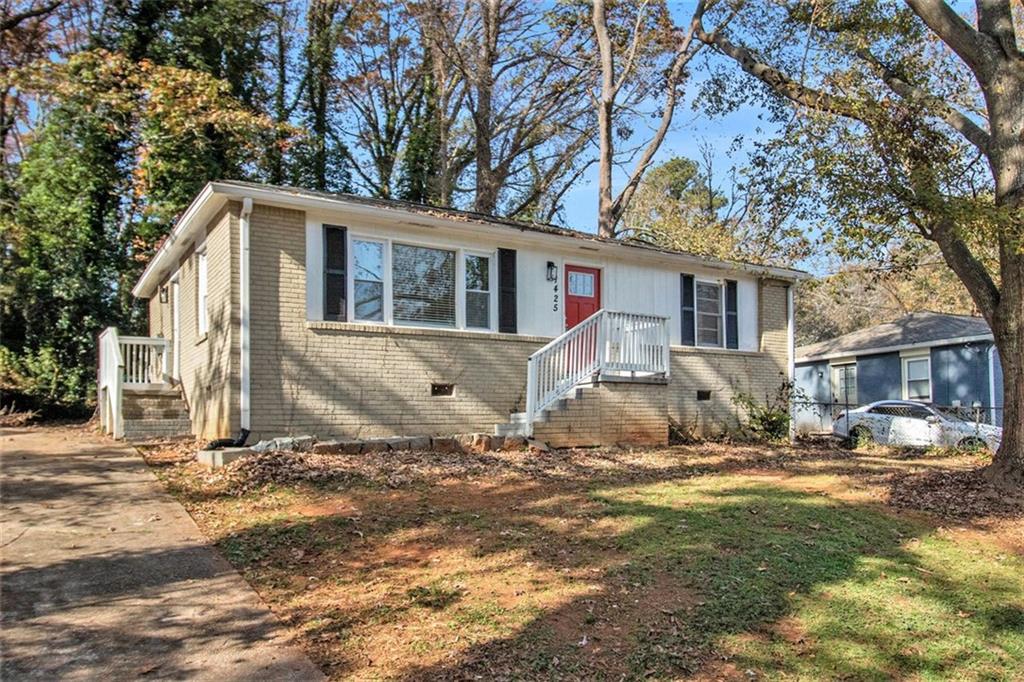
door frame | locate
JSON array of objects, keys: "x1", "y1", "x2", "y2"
[
  {"x1": 171, "y1": 273, "x2": 181, "y2": 381},
  {"x1": 563, "y1": 263, "x2": 602, "y2": 330}
]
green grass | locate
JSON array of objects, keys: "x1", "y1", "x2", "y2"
[
  {"x1": 592, "y1": 475, "x2": 1024, "y2": 680},
  {"x1": 158, "y1": 444, "x2": 1023, "y2": 680}
]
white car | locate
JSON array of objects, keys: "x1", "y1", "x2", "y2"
[{"x1": 833, "y1": 400, "x2": 1002, "y2": 451}]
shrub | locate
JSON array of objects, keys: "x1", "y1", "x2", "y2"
[{"x1": 732, "y1": 380, "x2": 804, "y2": 442}]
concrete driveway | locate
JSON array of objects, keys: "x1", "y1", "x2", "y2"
[{"x1": 0, "y1": 425, "x2": 324, "y2": 681}]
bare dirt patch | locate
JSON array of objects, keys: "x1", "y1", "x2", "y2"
[{"x1": 140, "y1": 438, "x2": 1024, "y2": 680}]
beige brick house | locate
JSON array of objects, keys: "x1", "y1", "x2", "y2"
[{"x1": 98, "y1": 181, "x2": 805, "y2": 446}]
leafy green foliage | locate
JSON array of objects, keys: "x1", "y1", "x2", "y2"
[
  {"x1": 733, "y1": 380, "x2": 804, "y2": 442},
  {"x1": 3, "y1": 48, "x2": 283, "y2": 411}
]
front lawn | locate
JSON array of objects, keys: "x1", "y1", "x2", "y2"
[{"x1": 146, "y1": 441, "x2": 1024, "y2": 680}]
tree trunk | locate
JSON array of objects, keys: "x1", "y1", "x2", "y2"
[
  {"x1": 592, "y1": 0, "x2": 616, "y2": 238},
  {"x1": 983, "y1": 58, "x2": 1024, "y2": 488},
  {"x1": 473, "y1": 0, "x2": 499, "y2": 215},
  {"x1": 989, "y1": 301, "x2": 1024, "y2": 488}
]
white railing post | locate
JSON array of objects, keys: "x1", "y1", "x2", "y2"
[
  {"x1": 525, "y1": 357, "x2": 538, "y2": 435},
  {"x1": 661, "y1": 317, "x2": 671, "y2": 377},
  {"x1": 596, "y1": 312, "x2": 608, "y2": 376}
]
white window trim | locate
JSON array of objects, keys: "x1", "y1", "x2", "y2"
[
  {"x1": 196, "y1": 244, "x2": 209, "y2": 337},
  {"x1": 339, "y1": 230, "x2": 497, "y2": 333},
  {"x1": 901, "y1": 351, "x2": 932, "y2": 402},
  {"x1": 695, "y1": 278, "x2": 724, "y2": 348},
  {"x1": 831, "y1": 361, "x2": 857, "y2": 406}
]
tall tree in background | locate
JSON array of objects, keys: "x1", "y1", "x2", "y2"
[
  {"x1": 696, "y1": 0, "x2": 1024, "y2": 486},
  {"x1": 589, "y1": 0, "x2": 733, "y2": 238},
  {"x1": 292, "y1": 0, "x2": 353, "y2": 191},
  {"x1": 2, "y1": 4, "x2": 284, "y2": 411},
  {"x1": 337, "y1": 1, "x2": 422, "y2": 197},
  {"x1": 621, "y1": 152, "x2": 811, "y2": 266},
  {"x1": 417, "y1": 0, "x2": 593, "y2": 218}
]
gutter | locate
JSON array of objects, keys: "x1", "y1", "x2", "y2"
[{"x1": 239, "y1": 197, "x2": 253, "y2": 431}]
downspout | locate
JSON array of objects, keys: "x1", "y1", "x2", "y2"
[
  {"x1": 988, "y1": 344, "x2": 997, "y2": 425},
  {"x1": 787, "y1": 283, "x2": 796, "y2": 443},
  {"x1": 240, "y1": 197, "x2": 253, "y2": 433}
]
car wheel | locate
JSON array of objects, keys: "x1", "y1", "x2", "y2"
[
  {"x1": 848, "y1": 426, "x2": 873, "y2": 449},
  {"x1": 957, "y1": 436, "x2": 987, "y2": 452}
]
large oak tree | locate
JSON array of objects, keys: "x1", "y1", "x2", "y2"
[{"x1": 696, "y1": 0, "x2": 1023, "y2": 486}]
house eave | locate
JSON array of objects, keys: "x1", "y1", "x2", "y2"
[
  {"x1": 132, "y1": 181, "x2": 809, "y2": 298},
  {"x1": 132, "y1": 183, "x2": 228, "y2": 298}
]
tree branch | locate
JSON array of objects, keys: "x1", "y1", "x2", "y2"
[
  {"x1": 857, "y1": 49, "x2": 991, "y2": 152},
  {"x1": 904, "y1": 0, "x2": 998, "y2": 81},
  {"x1": 696, "y1": 23, "x2": 863, "y2": 119}
]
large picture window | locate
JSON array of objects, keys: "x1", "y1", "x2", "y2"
[
  {"x1": 392, "y1": 244, "x2": 456, "y2": 326},
  {"x1": 695, "y1": 281, "x2": 722, "y2": 347},
  {"x1": 465, "y1": 254, "x2": 491, "y2": 329}
]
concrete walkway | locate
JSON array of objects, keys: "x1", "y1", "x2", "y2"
[{"x1": 1, "y1": 426, "x2": 324, "y2": 681}]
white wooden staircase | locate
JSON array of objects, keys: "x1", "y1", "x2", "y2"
[
  {"x1": 98, "y1": 327, "x2": 192, "y2": 440},
  {"x1": 495, "y1": 310, "x2": 670, "y2": 439}
]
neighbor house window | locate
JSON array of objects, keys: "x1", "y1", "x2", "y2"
[
  {"x1": 832, "y1": 363, "x2": 857, "y2": 406},
  {"x1": 353, "y1": 239, "x2": 385, "y2": 321},
  {"x1": 465, "y1": 253, "x2": 491, "y2": 329},
  {"x1": 695, "y1": 281, "x2": 723, "y2": 347},
  {"x1": 323, "y1": 225, "x2": 347, "y2": 321},
  {"x1": 392, "y1": 244, "x2": 456, "y2": 326},
  {"x1": 196, "y1": 248, "x2": 208, "y2": 336},
  {"x1": 903, "y1": 355, "x2": 932, "y2": 402}
]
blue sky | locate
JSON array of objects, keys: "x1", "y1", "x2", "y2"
[{"x1": 557, "y1": 2, "x2": 776, "y2": 234}]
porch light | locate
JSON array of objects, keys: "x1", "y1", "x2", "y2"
[
  {"x1": 159, "y1": 286, "x2": 169, "y2": 303},
  {"x1": 546, "y1": 261, "x2": 557, "y2": 282}
]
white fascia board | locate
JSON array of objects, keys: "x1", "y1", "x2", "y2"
[
  {"x1": 208, "y1": 183, "x2": 810, "y2": 283},
  {"x1": 132, "y1": 183, "x2": 226, "y2": 298},
  {"x1": 795, "y1": 334, "x2": 994, "y2": 364}
]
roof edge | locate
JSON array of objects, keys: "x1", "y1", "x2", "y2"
[
  {"x1": 795, "y1": 333, "x2": 994, "y2": 364},
  {"x1": 133, "y1": 181, "x2": 810, "y2": 298}
]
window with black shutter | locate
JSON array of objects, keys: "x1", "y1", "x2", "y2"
[
  {"x1": 725, "y1": 280, "x2": 739, "y2": 349},
  {"x1": 498, "y1": 248, "x2": 517, "y2": 333},
  {"x1": 680, "y1": 274, "x2": 695, "y2": 346},
  {"x1": 323, "y1": 225, "x2": 347, "y2": 321}
]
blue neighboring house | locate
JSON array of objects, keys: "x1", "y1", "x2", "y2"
[{"x1": 794, "y1": 312, "x2": 1003, "y2": 433}]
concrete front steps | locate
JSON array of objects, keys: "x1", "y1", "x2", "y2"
[
  {"x1": 122, "y1": 386, "x2": 192, "y2": 440},
  {"x1": 494, "y1": 383, "x2": 596, "y2": 438},
  {"x1": 494, "y1": 376, "x2": 670, "y2": 448}
]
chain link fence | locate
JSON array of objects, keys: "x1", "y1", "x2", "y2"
[{"x1": 794, "y1": 398, "x2": 1004, "y2": 449}]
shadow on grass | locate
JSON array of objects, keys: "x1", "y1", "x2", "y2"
[{"x1": 206, "y1": 473, "x2": 1024, "y2": 680}]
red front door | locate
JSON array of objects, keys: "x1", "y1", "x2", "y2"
[{"x1": 564, "y1": 265, "x2": 601, "y2": 329}]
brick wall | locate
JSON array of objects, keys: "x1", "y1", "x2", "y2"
[
  {"x1": 175, "y1": 202, "x2": 794, "y2": 442},
  {"x1": 533, "y1": 380, "x2": 669, "y2": 448},
  {"x1": 147, "y1": 204, "x2": 240, "y2": 440},
  {"x1": 247, "y1": 204, "x2": 544, "y2": 440},
  {"x1": 666, "y1": 279, "x2": 791, "y2": 436}
]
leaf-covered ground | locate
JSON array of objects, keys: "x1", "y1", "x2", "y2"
[{"x1": 142, "y1": 440, "x2": 1024, "y2": 681}]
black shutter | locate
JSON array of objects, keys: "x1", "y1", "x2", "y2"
[
  {"x1": 725, "y1": 279, "x2": 739, "y2": 349},
  {"x1": 498, "y1": 248, "x2": 517, "y2": 334},
  {"x1": 680, "y1": 274, "x2": 695, "y2": 346},
  {"x1": 323, "y1": 225, "x2": 347, "y2": 321}
]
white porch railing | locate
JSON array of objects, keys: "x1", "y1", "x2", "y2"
[
  {"x1": 118, "y1": 335, "x2": 170, "y2": 385},
  {"x1": 98, "y1": 327, "x2": 170, "y2": 438},
  {"x1": 524, "y1": 310, "x2": 669, "y2": 434}
]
